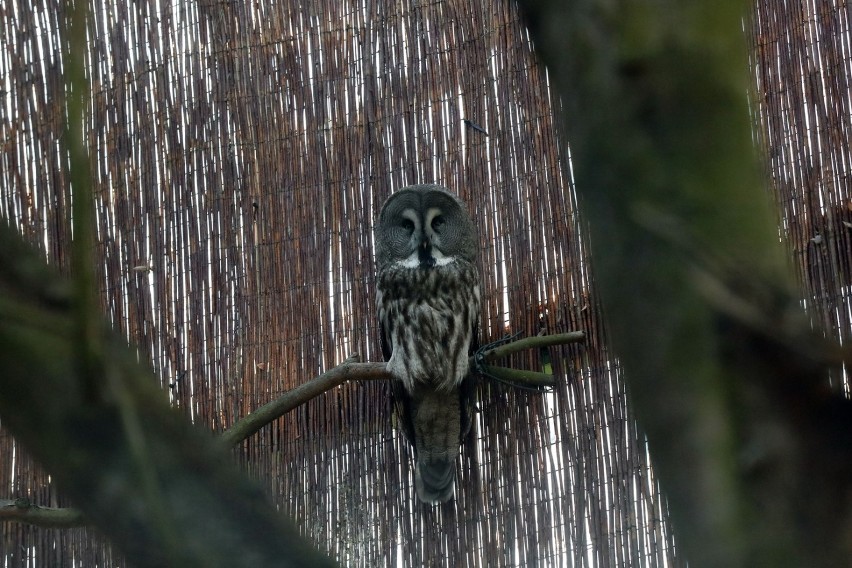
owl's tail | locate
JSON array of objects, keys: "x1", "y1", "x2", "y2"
[
  {"x1": 410, "y1": 387, "x2": 463, "y2": 504},
  {"x1": 415, "y1": 457, "x2": 456, "y2": 503}
]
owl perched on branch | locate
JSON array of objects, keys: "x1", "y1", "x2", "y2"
[{"x1": 374, "y1": 184, "x2": 481, "y2": 504}]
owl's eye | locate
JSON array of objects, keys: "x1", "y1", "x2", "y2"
[
  {"x1": 431, "y1": 215, "x2": 445, "y2": 231},
  {"x1": 400, "y1": 219, "x2": 415, "y2": 233}
]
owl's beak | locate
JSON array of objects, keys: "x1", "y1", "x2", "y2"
[{"x1": 418, "y1": 237, "x2": 436, "y2": 268}]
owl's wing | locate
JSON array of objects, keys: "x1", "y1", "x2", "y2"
[
  {"x1": 381, "y1": 318, "x2": 479, "y2": 447},
  {"x1": 379, "y1": 316, "x2": 392, "y2": 362},
  {"x1": 392, "y1": 380, "x2": 417, "y2": 447},
  {"x1": 459, "y1": 321, "x2": 479, "y2": 440},
  {"x1": 380, "y1": 319, "x2": 417, "y2": 446}
]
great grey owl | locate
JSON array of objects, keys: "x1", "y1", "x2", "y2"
[{"x1": 375, "y1": 184, "x2": 481, "y2": 504}]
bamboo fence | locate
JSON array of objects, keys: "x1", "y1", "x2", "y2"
[
  {"x1": 0, "y1": 0, "x2": 848, "y2": 566},
  {"x1": 748, "y1": 0, "x2": 852, "y2": 398}
]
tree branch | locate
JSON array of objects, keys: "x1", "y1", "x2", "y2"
[
  {"x1": 221, "y1": 360, "x2": 389, "y2": 448},
  {"x1": 477, "y1": 365, "x2": 556, "y2": 388},
  {"x1": 477, "y1": 331, "x2": 586, "y2": 362},
  {"x1": 3, "y1": 330, "x2": 585, "y2": 528},
  {"x1": 0, "y1": 223, "x2": 338, "y2": 566},
  {"x1": 0, "y1": 3, "x2": 338, "y2": 560},
  {"x1": 0, "y1": 499, "x2": 86, "y2": 529},
  {"x1": 224, "y1": 330, "x2": 585, "y2": 447}
]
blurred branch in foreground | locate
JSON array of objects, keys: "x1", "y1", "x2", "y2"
[
  {"x1": 516, "y1": 0, "x2": 852, "y2": 567},
  {"x1": 0, "y1": 0, "x2": 336, "y2": 564},
  {"x1": 0, "y1": 222, "x2": 338, "y2": 566}
]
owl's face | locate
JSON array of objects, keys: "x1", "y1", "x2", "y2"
[{"x1": 375, "y1": 184, "x2": 477, "y2": 271}]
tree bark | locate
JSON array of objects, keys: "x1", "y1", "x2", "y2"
[
  {"x1": 0, "y1": 222, "x2": 338, "y2": 566},
  {"x1": 515, "y1": 1, "x2": 852, "y2": 566}
]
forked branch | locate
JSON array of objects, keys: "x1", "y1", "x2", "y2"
[
  {"x1": 2, "y1": 330, "x2": 584, "y2": 528},
  {"x1": 224, "y1": 330, "x2": 586, "y2": 447}
]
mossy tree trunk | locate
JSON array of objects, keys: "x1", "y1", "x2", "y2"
[{"x1": 516, "y1": 1, "x2": 852, "y2": 566}]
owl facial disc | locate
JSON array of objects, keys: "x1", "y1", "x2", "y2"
[{"x1": 394, "y1": 206, "x2": 456, "y2": 269}]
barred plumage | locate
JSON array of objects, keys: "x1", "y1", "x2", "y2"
[
  {"x1": 376, "y1": 260, "x2": 480, "y2": 393},
  {"x1": 374, "y1": 184, "x2": 480, "y2": 504}
]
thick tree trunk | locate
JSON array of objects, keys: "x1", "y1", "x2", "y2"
[{"x1": 515, "y1": 1, "x2": 852, "y2": 566}]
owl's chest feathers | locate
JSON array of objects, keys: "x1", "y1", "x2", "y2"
[
  {"x1": 378, "y1": 261, "x2": 480, "y2": 392},
  {"x1": 380, "y1": 260, "x2": 472, "y2": 302}
]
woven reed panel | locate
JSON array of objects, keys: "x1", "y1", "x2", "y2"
[{"x1": 7, "y1": 0, "x2": 849, "y2": 565}]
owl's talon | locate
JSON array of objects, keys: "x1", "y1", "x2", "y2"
[{"x1": 472, "y1": 331, "x2": 523, "y2": 373}]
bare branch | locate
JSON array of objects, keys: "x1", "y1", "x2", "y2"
[
  {"x1": 477, "y1": 365, "x2": 556, "y2": 388},
  {"x1": 0, "y1": 499, "x2": 86, "y2": 528},
  {"x1": 224, "y1": 331, "x2": 585, "y2": 446},
  {"x1": 221, "y1": 360, "x2": 390, "y2": 447},
  {"x1": 1, "y1": 329, "x2": 585, "y2": 528},
  {"x1": 478, "y1": 331, "x2": 586, "y2": 362}
]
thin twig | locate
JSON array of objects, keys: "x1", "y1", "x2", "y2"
[
  {"x1": 478, "y1": 365, "x2": 557, "y2": 389},
  {"x1": 478, "y1": 331, "x2": 586, "y2": 362}
]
